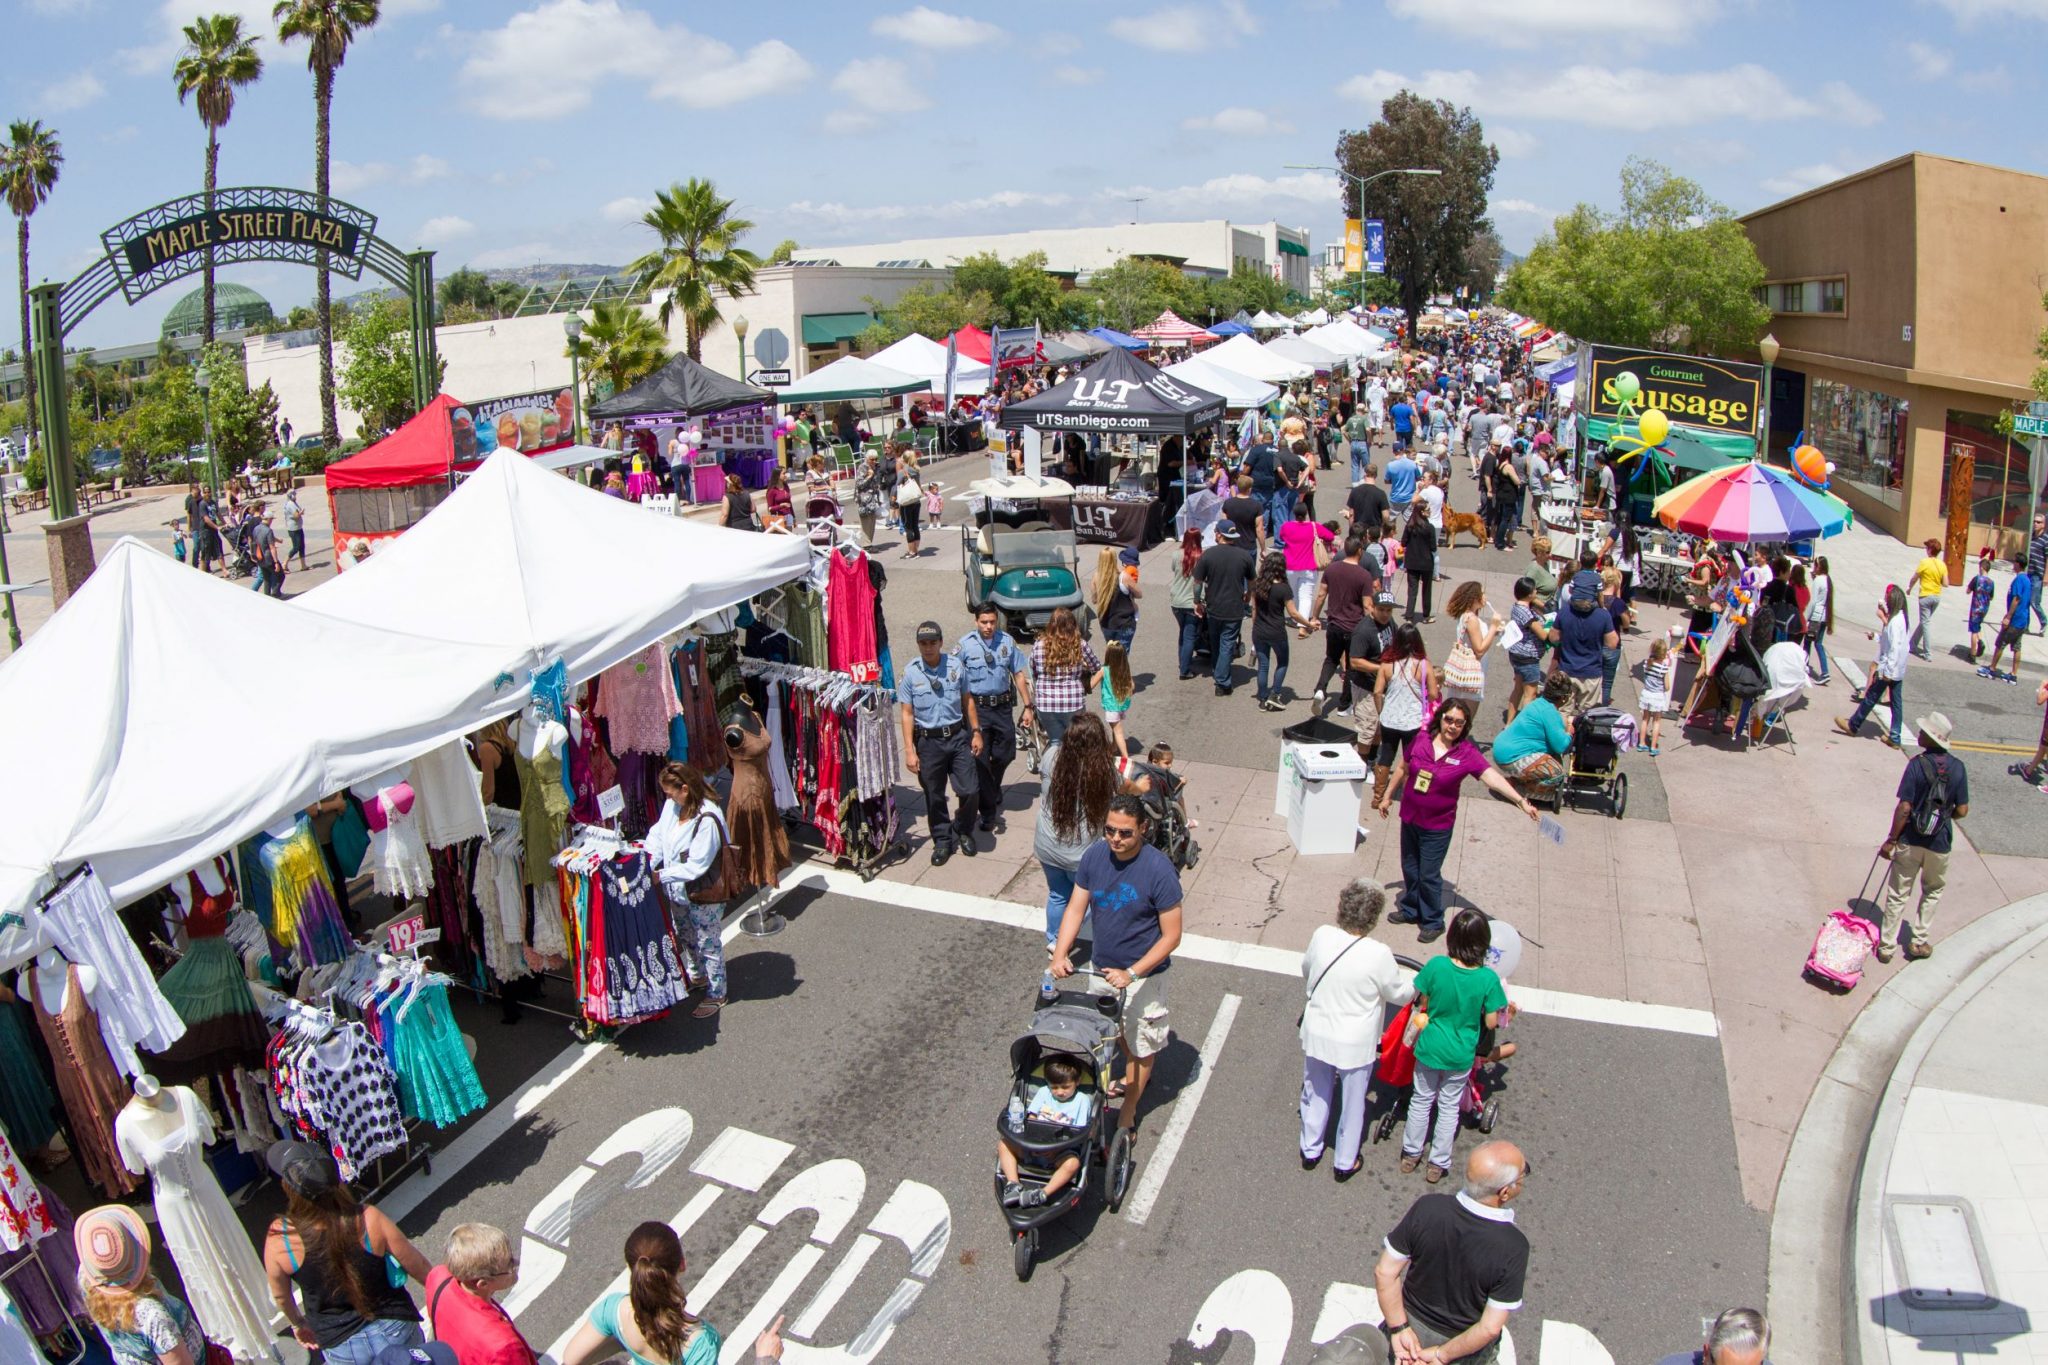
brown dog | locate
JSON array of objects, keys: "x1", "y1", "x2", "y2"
[{"x1": 1442, "y1": 509, "x2": 1489, "y2": 548}]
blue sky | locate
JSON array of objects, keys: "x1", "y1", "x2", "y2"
[{"x1": 8, "y1": 0, "x2": 2045, "y2": 349}]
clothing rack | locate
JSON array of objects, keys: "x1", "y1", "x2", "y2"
[
  {"x1": 0, "y1": 1241, "x2": 87, "y2": 1365},
  {"x1": 739, "y1": 659, "x2": 906, "y2": 881}
]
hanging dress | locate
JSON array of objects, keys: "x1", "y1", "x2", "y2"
[
  {"x1": 0, "y1": 1183, "x2": 82, "y2": 1336},
  {"x1": 722, "y1": 718, "x2": 790, "y2": 891},
  {"x1": 113, "y1": 1088, "x2": 277, "y2": 1361},
  {"x1": 0, "y1": 1124, "x2": 53, "y2": 1254},
  {"x1": 144, "y1": 873, "x2": 269, "y2": 1085},
  {"x1": 0, "y1": 996, "x2": 58, "y2": 1154},
  {"x1": 827, "y1": 548, "x2": 879, "y2": 677},
  {"x1": 28, "y1": 963, "x2": 138, "y2": 1198},
  {"x1": 259, "y1": 824, "x2": 353, "y2": 970}
]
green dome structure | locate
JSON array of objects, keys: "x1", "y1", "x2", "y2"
[{"x1": 161, "y1": 282, "x2": 274, "y2": 338}]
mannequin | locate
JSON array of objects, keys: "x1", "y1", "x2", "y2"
[
  {"x1": 23, "y1": 949, "x2": 135, "y2": 1197},
  {"x1": 353, "y1": 764, "x2": 433, "y2": 900},
  {"x1": 719, "y1": 705, "x2": 791, "y2": 891},
  {"x1": 144, "y1": 862, "x2": 269, "y2": 1085},
  {"x1": 114, "y1": 1080, "x2": 278, "y2": 1359}
]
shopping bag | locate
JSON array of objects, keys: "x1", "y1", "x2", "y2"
[{"x1": 1377, "y1": 1003, "x2": 1418, "y2": 1086}]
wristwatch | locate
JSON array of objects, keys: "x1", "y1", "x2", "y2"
[{"x1": 1383, "y1": 1321, "x2": 1409, "y2": 1337}]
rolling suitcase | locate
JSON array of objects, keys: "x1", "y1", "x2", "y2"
[{"x1": 1805, "y1": 855, "x2": 1884, "y2": 991}]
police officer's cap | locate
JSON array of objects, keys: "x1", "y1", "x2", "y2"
[{"x1": 915, "y1": 620, "x2": 945, "y2": 643}]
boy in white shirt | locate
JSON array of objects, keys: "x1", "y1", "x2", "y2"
[{"x1": 998, "y1": 1056, "x2": 1092, "y2": 1207}]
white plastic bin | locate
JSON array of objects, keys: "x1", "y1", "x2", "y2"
[{"x1": 1282, "y1": 742, "x2": 1368, "y2": 856}]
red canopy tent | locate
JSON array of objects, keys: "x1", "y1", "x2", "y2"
[
  {"x1": 1131, "y1": 310, "x2": 1219, "y2": 346},
  {"x1": 949, "y1": 325, "x2": 993, "y2": 364},
  {"x1": 324, "y1": 394, "x2": 475, "y2": 568}
]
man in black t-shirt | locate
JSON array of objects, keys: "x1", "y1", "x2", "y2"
[
  {"x1": 1876, "y1": 712, "x2": 1968, "y2": 963},
  {"x1": 1310, "y1": 538, "x2": 1376, "y2": 715},
  {"x1": 1375, "y1": 1140, "x2": 1532, "y2": 1364},
  {"x1": 1193, "y1": 523, "x2": 1256, "y2": 695},
  {"x1": 1346, "y1": 591, "x2": 1397, "y2": 769},
  {"x1": 1346, "y1": 464, "x2": 1390, "y2": 540},
  {"x1": 1221, "y1": 474, "x2": 1266, "y2": 555}
]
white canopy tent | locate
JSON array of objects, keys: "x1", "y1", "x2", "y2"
[
  {"x1": 1302, "y1": 319, "x2": 1387, "y2": 359},
  {"x1": 1263, "y1": 334, "x2": 1345, "y2": 372},
  {"x1": 299, "y1": 448, "x2": 809, "y2": 686},
  {"x1": 0, "y1": 539, "x2": 516, "y2": 931},
  {"x1": 532, "y1": 444, "x2": 615, "y2": 472},
  {"x1": 1293, "y1": 307, "x2": 1331, "y2": 326},
  {"x1": 1199, "y1": 333, "x2": 1312, "y2": 383},
  {"x1": 864, "y1": 334, "x2": 991, "y2": 395},
  {"x1": 768, "y1": 355, "x2": 927, "y2": 405},
  {"x1": 1161, "y1": 355, "x2": 1279, "y2": 410},
  {"x1": 1250, "y1": 310, "x2": 1292, "y2": 330}
]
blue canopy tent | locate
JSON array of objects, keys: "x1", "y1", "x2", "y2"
[
  {"x1": 1208, "y1": 320, "x2": 1254, "y2": 337},
  {"x1": 1087, "y1": 326, "x2": 1149, "y2": 351}
]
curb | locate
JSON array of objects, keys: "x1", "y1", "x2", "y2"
[{"x1": 1766, "y1": 890, "x2": 2048, "y2": 1364}]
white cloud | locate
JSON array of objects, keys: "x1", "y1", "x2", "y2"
[
  {"x1": 1492, "y1": 197, "x2": 1556, "y2": 220},
  {"x1": 37, "y1": 71, "x2": 104, "y2": 111},
  {"x1": 1904, "y1": 41, "x2": 1952, "y2": 80},
  {"x1": 871, "y1": 6, "x2": 1003, "y2": 48},
  {"x1": 1181, "y1": 106, "x2": 1295, "y2": 136},
  {"x1": 600, "y1": 196, "x2": 652, "y2": 224},
  {"x1": 1338, "y1": 63, "x2": 1880, "y2": 129},
  {"x1": 1102, "y1": 170, "x2": 1333, "y2": 215},
  {"x1": 1961, "y1": 65, "x2": 2013, "y2": 92},
  {"x1": 116, "y1": 1, "x2": 276, "y2": 76},
  {"x1": 1385, "y1": 0, "x2": 1710, "y2": 45},
  {"x1": 1929, "y1": 0, "x2": 2048, "y2": 19},
  {"x1": 1760, "y1": 162, "x2": 1851, "y2": 197},
  {"x1": 831, "y1": 57, "x2": 931, "y2": 112},
  {"x1": 407, "y1": 154, "x2": 452, "y2": 183},
  {"x1": 821, "y1": 110, "x2": 881, "y2": 136},
  {"x1": 458, "y1": 0, "x2": 809, "y2": 119},
  {"x1": 1049, "y1": 64, "x2": 1104, "y2": 85},
  {"x1": 331, "y1": 160, "x2": 393, "y2": 195},
  {"x1": 417, "y1": 215, "x2": 476, "y2": 246},
  {"x1": 1108, "y1": 1, "x2": 1259, "y2": 52},
  {"x1": 1489, "y1": 126, "x2": 1538, "y2": 157},
  {"x1": 1673, "y1": 135, "x2": 1751, "y2": 165}
]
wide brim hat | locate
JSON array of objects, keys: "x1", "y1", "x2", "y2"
[{"x1": 75, "y1": 1204, "x2": 152, "y2": 1289}]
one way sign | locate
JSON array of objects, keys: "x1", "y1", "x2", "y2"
[{"x1": 748, "y1": 368, "x2": 792, "y2": 386}]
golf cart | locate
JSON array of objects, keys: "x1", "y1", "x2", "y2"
[{"x1": 960, "y1": 475, "x2": 1083, "y2": 637}]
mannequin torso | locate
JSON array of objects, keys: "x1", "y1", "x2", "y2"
[{"x1": 19, "y1": 950, "x2": 97, "y2": 1015}]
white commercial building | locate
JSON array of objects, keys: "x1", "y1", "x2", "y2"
[
  {"x1": 241, "y1": 263, "x2": 951, "y2": 439},
  {"x1": 814, "y1": 219, "x2": 1315, "y2": 296}
]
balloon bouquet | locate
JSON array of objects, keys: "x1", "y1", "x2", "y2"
[{"x1": 1600, "y1": 369, "x2": 1670, "y2": 467}]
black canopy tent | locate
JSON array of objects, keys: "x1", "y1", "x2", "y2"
[
  {"x1": 998, "y1": 345, "x2": 1225, "y2": 436},
  {"x1": 589, "y1": 354, "x2": 771, "y2": 421},
  {"x1": 998, "y1": 346, "x2": 1226, "y2": 528}
]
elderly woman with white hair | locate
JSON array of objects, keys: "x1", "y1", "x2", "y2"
[{"x1": 1298, "y1": 878, "x2": 1415, "y2": 1180}]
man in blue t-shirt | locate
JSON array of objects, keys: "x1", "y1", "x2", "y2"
[
  {"x1": 1051, "y1": 794, "x2": 1184, "y2": 1133},
  {"x1": 1553, "y1": 579, "x2": 1617, "y2": 719},
  {"x1": 1385, "y1": 450, "x2": 1421, "y2": 521},
  {"x1": 1390, "y1": 398, "x2": 1416, "y2": 451}
]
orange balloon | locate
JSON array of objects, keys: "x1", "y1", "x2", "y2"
[{"x1": 1792, "y1": 443, "x2": 1827, "y2": 486}]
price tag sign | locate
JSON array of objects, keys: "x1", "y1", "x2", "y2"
[
  {"x1": 386, "y1": 914, "x2": 427, "y2": 954},
  {"x1": 1538, "y1": 814, "x2": 1567, "y2": 847},
  {"x1": 848, "y1": 660, "x2": 879, "y2": 684},
  {"x1": 597, "y1": 785, "x2": 626, "y2": 820}
]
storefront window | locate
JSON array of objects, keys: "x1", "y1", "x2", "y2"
[
  {"x1": 1940, "y1": 408, "x2": 2035, "y2": 546},
  {"x1": 1808, "y1": 377, "x2": 1907, "y2": 508}
]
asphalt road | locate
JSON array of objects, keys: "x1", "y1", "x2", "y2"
[{"x1": 378, "y1": 886, "x2": 1761, "y2": 1365}]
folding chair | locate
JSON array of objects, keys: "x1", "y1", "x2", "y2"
[{"x1": 1754, "y1": 679, "x2": 1807, "y2": 752}]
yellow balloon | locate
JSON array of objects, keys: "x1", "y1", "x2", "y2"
[{"x1": 1638, "y1": 408, "x2": 1669, "y2": 448}]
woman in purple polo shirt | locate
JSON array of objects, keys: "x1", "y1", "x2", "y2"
[{"x1": 1372, "y1": 698, "x2": 1539, "y2": 943}]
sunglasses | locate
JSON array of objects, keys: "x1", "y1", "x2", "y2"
[{"x1": 1104, "y1": 825, "x2": 1142, "y2": 841}]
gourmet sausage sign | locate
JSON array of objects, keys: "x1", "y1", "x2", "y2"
[
  {"x1": 1584, "y1": 343, "x2": 1763, "y2": 437},
  {"x1": 119, "y1": 206, "x2": 361, "y2": 277}
]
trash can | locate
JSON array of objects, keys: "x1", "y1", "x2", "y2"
[
  {"x1": 1275, "y1": 714, "x2": 1357, "y2": 817},
  {"x1": 1282, "y1": 742, "x2": 1369, "y2": 856}
]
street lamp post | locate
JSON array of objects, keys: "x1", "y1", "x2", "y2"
[
  {"x1": 733, "y1": 313, "x2": 750, "y2": 383},
  {"x1": 195, "y1": 364, "x2": 219, "y2": 499},
  {"x1": 564, "y1": 312, "x2": 585, "y2": 446},
  {"x1": 1283, "y1": 164, "x2": 1442, "y2": 304},
  {"x1": 1757, "y1": 332, "x2": 1780, "y2": 464}
]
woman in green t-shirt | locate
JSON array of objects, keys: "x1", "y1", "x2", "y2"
[{"x1": 1399, "y1": 908, "x2": 1507, "y2": 1182}]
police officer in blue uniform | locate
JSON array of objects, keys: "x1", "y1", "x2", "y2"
[
  {"x1": 898, "y1": 620, "x2": 982, "y2": 864},
  {"x1": 957, "y1": 603, "x2": 1034, "y2": 833}
]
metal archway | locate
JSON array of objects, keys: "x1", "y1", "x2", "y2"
[{"x1": 28, "y1": 186, "x2": 437, "y2": 523}]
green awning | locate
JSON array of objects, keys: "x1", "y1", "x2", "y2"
[
  {"x1": 801, "y1": 312, "x2": 873, "y2": 345},
  {"x1": 1277, "y1": 239, "x2": 1309, "y2": 257},
  {"x1": 1586, "y1": 416, "x2": 1755, "y2": 468}
]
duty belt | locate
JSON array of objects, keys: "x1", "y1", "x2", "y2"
[
  {"x1": 974, "y1": 692, "x2": 1015, "y2": 707},
  {"x1": 914, "y1": 722, "x2": 965, "y2": 740}
]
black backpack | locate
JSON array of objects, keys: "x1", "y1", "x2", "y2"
[{"x1": 1911, "y1": 754, "x2": 1954, "y2": 838}]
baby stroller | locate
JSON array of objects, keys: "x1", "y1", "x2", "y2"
[
  {"x1": 1554, "y1": 707, "x2": 1632, "y2": 818},
  {"x1": 804, "y1": 491, "x2": 843, "y2": 527},
  {"x1": 224, "y1": 508, "x2": 261, "y2": 579},
  {"x1": 997, "y1": 974, "x2": 1137, "y2": 1280},
  {"x1": 1370, "y1": 955, "x2": 1508, "y2": 1143},
  {"x1": 1124, "y1": 758, "x2": 1199, "y2": 871}
]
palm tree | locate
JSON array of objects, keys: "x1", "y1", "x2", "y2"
[
  {"x1": 273, "y1": 0, "x2": 378, "y2": 449},
  {"x1": 174, "y1": 13, "x2": 264, "y2": 347},
  {"x1": 1, "y1": 121, "x2": 62, "y2": 458},
  {"x1": 566, "y1": 300, "x2": 669, "y2": 407},
  {"x1": 627, "y1": 179, "x2": 760, "y2": 362}
]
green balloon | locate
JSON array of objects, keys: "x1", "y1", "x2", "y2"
[{"x1": 1614, "y1": 372, "x2": 1641, "y2": 402}]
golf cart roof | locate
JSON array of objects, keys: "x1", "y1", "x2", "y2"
[{"x1": 962, "y1": 475, "x2": 1077, "y2": 502}]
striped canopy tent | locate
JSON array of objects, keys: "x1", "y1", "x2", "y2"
[{"x1": 1131, "y1": 310, "x2": 1218, "y2": 345}]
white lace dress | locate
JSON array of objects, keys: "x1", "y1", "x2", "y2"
[{"x1": 114, "y1": 1088, "x2": 278, "y2": 1361}]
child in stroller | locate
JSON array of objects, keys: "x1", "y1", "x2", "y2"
[
  {"x1": 997, "y1": 1055, "x2": 1090, "y2": 1208},
  {"x1": 1122, "y1": 744, "x2": 1199, "y2": 870}
]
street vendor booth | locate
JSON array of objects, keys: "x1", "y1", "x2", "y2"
[
  {"x1": 322, "y1": 394, "x2": 473, "y2": 566},
  {"x1": 588, "y1": 354, "x2": 775, "y2": 503},
  {"x1": 998, "y1": 346, "x2": 1225, "y2": 549}
]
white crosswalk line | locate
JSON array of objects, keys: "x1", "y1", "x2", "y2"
[{"x1": 1123, "y1": 991, "x2": 1240, "y2": 1227}]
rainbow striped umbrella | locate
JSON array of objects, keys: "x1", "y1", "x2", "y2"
[{"x1": 1652, "y1": 460, "x2": 1853, "y2": 543}]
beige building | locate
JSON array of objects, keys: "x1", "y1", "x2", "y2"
[{"x1": 1740, "y1": 152, "x2": 2048, "y2": 552}]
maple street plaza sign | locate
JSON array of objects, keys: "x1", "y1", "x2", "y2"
[
  {"x1": 120, "y1": 206, "x2": 360, "y2": 277},
  {"x1": 98, "y1": 187, "x2": 380, "y2": 303}
]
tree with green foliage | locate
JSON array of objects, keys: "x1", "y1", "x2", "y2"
[
  {"x1": 125, "y1": 363, "x2": 205, "y2": 478},
  {"x1": 336, "y1": 298, "x2": 441, "y2": 436},
  {"x1": 629, "y1": 178, "x2": 760, "y2": 361},
  {"x1": 856, "y1": 284, "x2": 992, "y2": 350},
  {"x1": 273, "y1": 0, "x2": 380, "y2": 448},
  {"x1": 566, "y1": 300, "x2": 668, "y2": 410},
  {"x1": 2, "y1": 120, "x2": 62, "y2": 457},
  {"x1": 437, "y1": 267, "x2": 525, "y2": 322},
  {"x1": 174, "y1": 12, "x2": 263, "y2": 346},
  {"x1": 1461, "y1": 226, "x2": 1504, "y2": 303},
  {"x1": 951, "y1": 251, "x2": 1074, "y2": 330},
  {"x1": 201, "y1": 342, "x2": 280, "y2": 467},
  {"x1": 1081, "y1": 258, "x2": 1195, "y2": 333},
  {"x1": 1499, "y1": 158, "x2": 1769, "y2": 356},
  {"x1": 1335, "y1": 90, "x2": 1497, "y2": 336},
  {"x1": 1192, "y1": 261, "x2": 1290, "y2": 323},
  {"x1": 766, "y1": 238, "x2": 799, "y2": 265}
]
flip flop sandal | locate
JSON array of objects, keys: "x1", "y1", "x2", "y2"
[
  {"x1": 1104, "y1": 1080, "x2": 1127, "y2": 1099},
  {"x1": 692, "y1": 997, "x2": 726, "y2": 1018}
]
